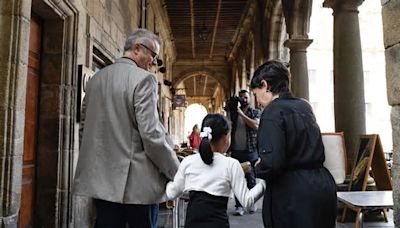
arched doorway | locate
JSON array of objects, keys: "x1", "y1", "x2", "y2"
[{"x1": 184, "y1": 104, "x2": 208, "y2": 145}]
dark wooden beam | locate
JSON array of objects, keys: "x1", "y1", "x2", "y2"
[
  {"x1": 209, "y1": 0, "x2": 222, "y2": 59},
  {"x1": 190, "y1": 0, "x2": 195, "y2": 58}
]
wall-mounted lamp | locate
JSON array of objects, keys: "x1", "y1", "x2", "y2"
[
  {"x1": 163, "y1": 80, "x2": 185, "y2": 96},
  {"x1": 157, "y1": 58, "x2": 166, "y2": 73},
  {"x1": 163, "y1": 79, "x2": 175, "y2": 95},
  {"x1": 197, "y1": 23, "x2": 211, "y2": 41},
  {"x1": 163, "y1": 79, "x2": 172, "y2": 87}
]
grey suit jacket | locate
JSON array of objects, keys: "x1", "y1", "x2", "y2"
[{"x1": 73, "y1": 58, "x2": 180, "y2": 204}]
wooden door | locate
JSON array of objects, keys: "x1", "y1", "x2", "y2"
[{"x1": 19, "y1": 15, "x2": 41, "y2": 228}]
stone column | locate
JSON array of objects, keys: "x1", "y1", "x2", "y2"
[
  {"x1": 284, "y1": 38, "x2": 313, "y2": 99},
  {"x1": 0, "y1": 0, "x2": 32, "y2": 227},
  {"x1": 381, "y1": 0, "x2": 400, "y2": 226},
  {"x1": 281, "y1": 0, "x2": 313, "y2": 100},
  {"x1": 323, "y1": 0, "x2": 365, "y2": 171}
]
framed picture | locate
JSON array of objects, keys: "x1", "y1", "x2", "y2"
[
  {"x1": 341, "y1": 134, "x2": 392, "y2": 222},
  {"x1": 173, "y1": 95, "x2": 185, "y2": 108},
  {"x1": 349, "y1": 135, "x2": 375, "y2": 191}
]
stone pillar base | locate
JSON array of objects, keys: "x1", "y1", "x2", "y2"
[{"x1": 1, "y1": 214, "x2": 18, "y2": 228}]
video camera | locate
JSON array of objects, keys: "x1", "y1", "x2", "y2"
[{"x1": 223, "y1": 96, "x2": 244, "y2": 113}]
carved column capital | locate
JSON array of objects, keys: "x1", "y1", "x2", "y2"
[
  {"x1": 283, "y1": 38, "x2": 313, "y2": 52},
  {"x1": 323, "y1": 0, "x2": 364, "y2": 12},
  {"x1": 282, "y1": 0, "x2": 313, "y2": 39}
]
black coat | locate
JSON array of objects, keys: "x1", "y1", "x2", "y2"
[{"x1": 256, "y1": 92, "x2": 337, "y2": 228}]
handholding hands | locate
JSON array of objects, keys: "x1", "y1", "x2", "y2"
[
  {"x1": 241, "y1": 158, "x2": 261, "y2": 173},
  {"x1": 173, "y1": 144, "x2": 181, "y2": 151},
  {"x1": 241, "y1": 161, "x2": 251, "y2": 173}
]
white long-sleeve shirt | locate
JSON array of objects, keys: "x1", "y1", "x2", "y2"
[{"x1": 166, "y1": 152, "x2": 266, "y2": 209}]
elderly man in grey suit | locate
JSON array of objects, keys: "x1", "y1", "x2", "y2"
[{"x1": 73, "y1": 29, "x2": 180, "y2": 228}]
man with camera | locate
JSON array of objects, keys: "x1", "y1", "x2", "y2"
[{"x1": 226, "y1": 90, "x2": 261, "y2": 216}]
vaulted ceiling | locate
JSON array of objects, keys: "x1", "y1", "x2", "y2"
[
  {"x1": 164, "y1": 0, "x2": 248, "y2": 61},
  {"x1": 163, "y1": 0, "x2": 249, "y2": 98}
]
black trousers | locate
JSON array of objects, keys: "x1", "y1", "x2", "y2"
[{"x1": 94, "y1": 198, "x2": 157, "y2": 228}]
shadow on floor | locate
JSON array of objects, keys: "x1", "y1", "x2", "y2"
[{"x1": 158, "y1": 197, "x2": 394, "y2": 228}]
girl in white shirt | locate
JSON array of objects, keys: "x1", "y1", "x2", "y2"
[{"x1": 166, "y1": 113, "x2": 265, "y2": 228}]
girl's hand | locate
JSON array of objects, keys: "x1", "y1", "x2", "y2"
[{"x1": 254, "y1": 158, "x2": 261, "y2": 167}]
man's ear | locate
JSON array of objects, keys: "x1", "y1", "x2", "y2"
[{"x1": 132, "y1": 43, "x2": 141, "y2": 55}]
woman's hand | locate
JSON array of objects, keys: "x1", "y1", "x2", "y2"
[{"x1": 241, "y1": 161, "x2": 251, "y2": 173}]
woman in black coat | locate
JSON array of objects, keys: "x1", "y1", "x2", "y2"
[{"x1": 250, "y1": 60, "x2": 337, "y2": 228}]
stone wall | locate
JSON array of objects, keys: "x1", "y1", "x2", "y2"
[
  {"x1": 0, "y1": 0, "x2": 175, "y2": 227},
  {"x1": 382, "y1": 0, "x2": 400, "y2": 227},
  {"x1": 82, "y1": 0, "x2": 138, "y2": 64},
  {"x1": 0, "y1": 0, "x2": 32, "y2": 227}
]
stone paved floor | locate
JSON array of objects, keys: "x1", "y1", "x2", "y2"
[
  {"x1": 230, "y1": 198, "x2": 394, "y2": 228},
  {"x1": 158, "y1": 197, "x2": 394, "y2": 228}
]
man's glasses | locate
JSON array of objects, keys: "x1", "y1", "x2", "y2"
[{"x1": 139, "y1": 43, "x2": 158, "y2": 64}]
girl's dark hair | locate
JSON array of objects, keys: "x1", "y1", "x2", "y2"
[
  {"x1": 250, "y1": 59, "x2": 290, "y2": 94},
  {"x1": 199, "y1": 113, "x2": 231, "y2": 165}
]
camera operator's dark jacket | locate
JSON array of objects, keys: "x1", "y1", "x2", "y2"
[{"x1": 230, "y1": 107, "x2": 261, "y2": 160}]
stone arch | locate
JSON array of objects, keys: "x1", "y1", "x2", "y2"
[
  {"x1": 246, "y1": 31, "x2": 255, "y2": 81},
  {"x1": 231, "y1": 61, "x2": 239, "y2": 95},
  {"x1": 265, "y1": 0, "x2": 285, "y2": 60},
  {"x1": 173, "y1": 67, "x2": 230, "y2": 99},
  {"x1": 234, "y1": 60, "x2": 242, "y2": 93},
  {"x1": 184, "y1": 104, "x2": 208, "y2": 138}
]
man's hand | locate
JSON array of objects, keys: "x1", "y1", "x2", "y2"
[
  {"x1": 236, "y1": 103, "x2": 259, "y2": 129},
  {"x1": 241, "y1": 161, "x2": 251, "y2": 173},
  {"x1": 237, "y1": 106, "x2": 245, "y2": 116}
]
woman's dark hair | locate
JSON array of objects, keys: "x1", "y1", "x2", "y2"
[
  {"x1": 250, "y1": 59, "x2": 290, "y2": 94},
  {"x1": 199, "y1": 113, "x2": 231, "y2": 165}
]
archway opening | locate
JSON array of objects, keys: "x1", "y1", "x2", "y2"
[{"x1": 184, "y1": 104, "x2": 208, "y2": 145}]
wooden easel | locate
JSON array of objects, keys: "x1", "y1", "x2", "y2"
[{"x1": 341, "y1": 134, "x2": 392, "y2": 226}]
